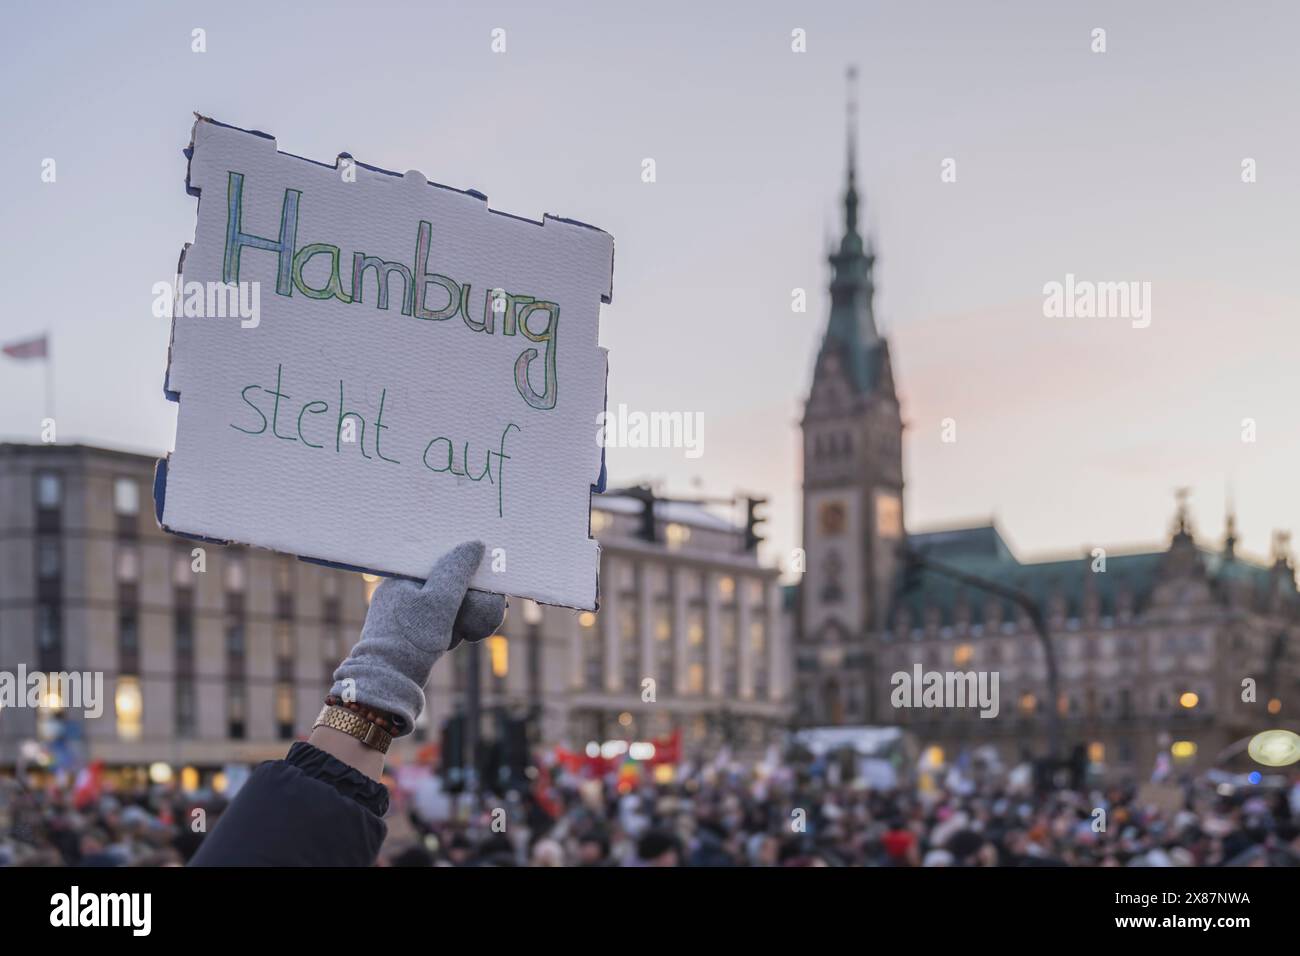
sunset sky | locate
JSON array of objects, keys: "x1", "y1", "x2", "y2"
[{"x1": 3, "y1": 0, "x2": 1299, "y2": 576}]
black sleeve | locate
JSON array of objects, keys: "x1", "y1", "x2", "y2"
[{"x1": 189, "y1": 742, "x2": 389, "y2": 867}]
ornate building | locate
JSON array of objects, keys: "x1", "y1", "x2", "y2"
[
  {"x1": 0, "y1": 443, "x2": 788, "y2": 783},
  {"x1": 794, "y1": 122, "x2": 1300, "y2": 780},
  {"x1": 796, "y1": 121, "x2": 905, "y2": 726}
]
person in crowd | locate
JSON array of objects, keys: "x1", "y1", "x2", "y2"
[{"x1": 2, "y1": 543, "x2": 1298, "y2": 867}]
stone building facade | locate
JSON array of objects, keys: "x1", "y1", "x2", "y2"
[
  {"x1": 0, "y1": 443, "x2": 789, "y2": 781},
  {"x1": 793, "y1": 135, "x2": 1300, "y2": 779}
]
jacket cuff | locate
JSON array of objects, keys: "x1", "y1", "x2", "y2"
[{"x1": 285, "y1": 741, "x2": 390, "y2": 817}]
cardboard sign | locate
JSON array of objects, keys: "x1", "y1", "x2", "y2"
[
  {"x1": 157, "y1": 117, "x2": 613, "y2": 609},
  {"x1": 1135, "y1": 782, "x2": 1184, "y2": 818}
]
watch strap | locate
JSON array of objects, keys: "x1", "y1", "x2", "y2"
[{"x1": 313, "y1": 703, "x2": 393, "y2": 754}]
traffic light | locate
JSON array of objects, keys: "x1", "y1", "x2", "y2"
[
  {"x1": 744, "y1": 496, "x2": 767, "y2": 552},
  {"x1": 621, "y1": 485, "x2": 657, "y2": 542},
  {"x1": 440, "y1": 713, "x2": 466, "y2": 793},
  {"x1": 501, "y1": 714, "x2": 531, "y2": 786}
]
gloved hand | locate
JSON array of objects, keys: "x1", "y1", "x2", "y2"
[{"x1": 330, "y1": 541, "x2": 506, "y2": 736}]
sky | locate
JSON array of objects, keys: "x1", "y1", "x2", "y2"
[{"x1": 2, "y1": 0, "x2": 1299, "y2": 576}]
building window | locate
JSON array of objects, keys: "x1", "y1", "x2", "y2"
[
  {"x1": 721, "y1": 607, "x2": 738, "y2": 696},
  {"x1": 578, "y1": 610, "x2": 602, "y2": 689},
  {"x1": 665, "y1": 523, "x2": 690, "y2": 550},
  {"x1": 175, "y1": 609, "x2": 194, "y2": 672},
  {"x1": 225, "y1": 619, "x2": 245, "y2": 665},
  {"x1": 323, "y1": 626, "x2": 342, "y2": 684},
  {"x1": 275, "y1": 684, "x2": 294, "y2": 740},
  {"x1": 224, "y1": 552, "x2": 246, "y2": 592},
  {"x1": 688, "y1": 609, "x2": 704, "y2": 647},
  {"x1": 176, "y1": 681, "x2": 196, "y2": 738},
  {"x1": 116, "y1": 542, "x2": 140, "y2": 583},
  {"x1": 687, "y1": 604, "x2": 705, "y2": 695},
  {"x1": 228, "y1": 682, "x2": 247, "y2": 739},
  {"x1": 583, "y1": 616, "x2": 603, "y2": 690},
  {"x1": 119, "y1": 611, "x2": 140, "y2": 675},
  {"x1": 275, "y1": 557, "x2": 293, "y2": 592},
  {"x1": 37, "y1": 537, "x2": 61, "y2": 579},
  {"x1": 620, "y1": 600, "x2": 640, "y2": 692},
  {"x1": 275, "y1": 558, "x2": 295, "y2": 618},
  {"x1": 114, "y1": 477, "x2": 139, "y2": 515},
  {"x1": 116, "y1": 676, "x2": 143, "y2": 741},
  {"x1": 275, "y1": 623, "x2": 294, "y2": 682},
  {"x1": 36, "y1": 472, "x2": 62, "y2": 509},
  {"x1": 687, "y1": 662, "x2": 705, "y2": 695},
  {"x1": 751, "y1": 620, "x2": 768, "y2": 696},
  {"x1": 875, "y1": 492, "x2": 903, "y2": 539},
  {"x1": 37, "y1": 603, "x2": 62, "y2": 671},
  {"x1": 655, "y1": 602, "x2": 674, "y2": 697},
  {"x1": 173, "y1": 546, "x2": 195, "y2": 588}
]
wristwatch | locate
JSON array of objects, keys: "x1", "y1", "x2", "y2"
[{"x1": 313, "y1": 703, "x2": 393, "y2": 754}]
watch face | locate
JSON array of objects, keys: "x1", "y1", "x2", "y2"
[{"x1": 819, "y1": 501, "x2": 847, "y2": 535}]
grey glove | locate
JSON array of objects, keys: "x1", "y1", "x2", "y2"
[{"x1": 330, "y1": 541, "x2": 506, "y2": 736}]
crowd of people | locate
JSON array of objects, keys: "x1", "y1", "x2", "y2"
[{"x1": 3, "y1": 749, "x2": 1298, "y2": 867}]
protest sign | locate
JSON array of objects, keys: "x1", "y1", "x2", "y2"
[{"x1": 157, "y1": 116, "x2": 613, "y2": 609}]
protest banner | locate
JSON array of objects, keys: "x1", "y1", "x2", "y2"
[{"x1": 157, "y1": 117, "x2": 613, "y2": 609}]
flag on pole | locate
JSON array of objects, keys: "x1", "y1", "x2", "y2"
[{"x1": 2, "y1": 335, "x2": 48, "y2": 360}]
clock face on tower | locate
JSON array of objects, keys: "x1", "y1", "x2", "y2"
[
  {"x1": 818, "y1": 500, "x2": 847, "y2": 535},
  {"x1": 875, "y1": 492, "x2": 903, "y2": 539}
]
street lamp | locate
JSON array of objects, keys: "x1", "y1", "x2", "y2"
[{"x1": 1248, "y1": 729, "x2": 1300, "y2": 767}]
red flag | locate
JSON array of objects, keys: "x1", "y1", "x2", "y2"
[
  {"x1": 532, "y1": 763, "x2": 561, "y2": 819},
  {"x1": 2, "y1": 335, "x2": 47, "y2": 360},
  {"x1": 651, "y1": 728, "x2": 682, "y2": 765},
  {"x1": 73, "y1": 760, "x2": 103, "y2": 809}
]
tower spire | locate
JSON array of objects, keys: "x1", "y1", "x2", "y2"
[
  {"x1": 844, "y1": 65, "x2": 860, "y2": 235},
  {"x1": 817, "y1": 65, "x2": 880, "y2": 394},
  {"x1": 1224, "y1": 484, "x2": 1237, "y2": 558}
]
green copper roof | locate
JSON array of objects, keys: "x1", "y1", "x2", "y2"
[{"x1": 893, "y1": 523, "x2": 1295, "y2": 628}]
